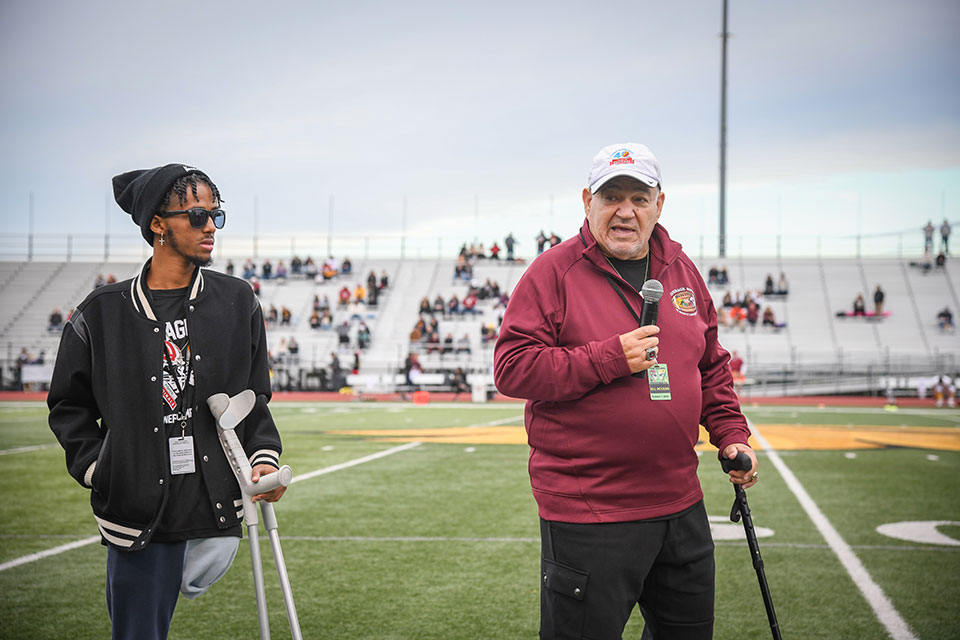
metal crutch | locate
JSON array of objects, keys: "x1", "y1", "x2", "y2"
[
  {"x1": 721, "y1": 451, "x2": 783, "y2": 640},
  {"x1": 208, "y1": 391, "x2": 302, "y2": 640}
]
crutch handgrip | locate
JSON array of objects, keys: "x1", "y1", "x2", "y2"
[{"x1": 247, "y1": 466, "x2": 293, "y2": 496}]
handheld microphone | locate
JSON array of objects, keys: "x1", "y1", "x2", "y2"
[{"x1": 633, "y1": 279, "x2": 663, "y2": 379}]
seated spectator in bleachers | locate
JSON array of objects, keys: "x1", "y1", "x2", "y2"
[
  {"x1": 338, "y1": 285, "x2": 351, "y2": 309},
  {"x1": 428, "y1": 316, "x2": 439, "y2": 335},
  {"x1": 456, "y1": 333, "x2": 471, "y2": 354},
  {"x1": 454, "y1": 255, "x2": 472, "y2": 281},
  {"x1": 852, "y1": 294, "x2": 866, "y2": 316},
  {"x1": 717, "y1": 306, "x2": 730, "y2": 327},
  {"x1": 451, "y1": 367, "x2": 469, "y2": 397},
  {"x1": 481, "y1": 321, "x2": 498, "y2": 345},
  {"x1": 242, "y1": 259, "x2": 256, "y2": 279},
  {"x1": 309, "y1": 310, "x2": 321, "y2": 330},
  {"x1": 549, "y1": 232, "x2": 561, "y2": 247},
  {"x1": 763, "y1": 274, "x2": 775, "y2": 296},
  {"x1": 48, "y1": 308, "x2": 64, "y2": 332},
  {"x1": 462, "y1": 291, "x2": 478, "y2": 315},
  {"x1": 225, "y1": 259, "x2": 235, "y2": 276},
  {"x1": 320, "y1": 309, "x2": 333, "y2": 329},
  {"x1": 287, "y1": 336, "x2": 299, "y2": 357},
  {"x1": 490, "y1": 242, "x2": 501, "y2": 260},
  {"x1": 367, "y1": 284, "x2": 379, "y2": 307},
  {"x1": 719, "y1": 266, "x2": 729, "y2": 285},
  {"x1": 354, "y1": 283, "x2": 367, "y2": 304},
  {"x1": 936, "y1": 252, "x2": 946, "y2": 268},
  {"x1": 433, "y1": 295, "x2": 446, "y2": 318},
  {"x1": 267, "y1": 304, "x2": 279, "y2": 324},
  {"x1": 746, "y1": 302, "x2": 759, "y2": 329},
  {"x1": 275, "y1": 261, "x2": 288, "y2": 281},
  {"x1": 305, "y1": 257, "x2": 318, "y2": 280},
  {"x1": 777, "y1": 272, "x2": 789, "y2": 295},
  {"x1": 357, "y1": 322, "x2": 371, "y2": 349},
  {"x1": 419, "y1": 296, "x2": 432, "y2": 316},
  {"x1": 722, "y1": 291, "x2": 733, "y2": 308},
  {"x1": 708, "y1": 266, "x2": 719, "y2": 286},
  {"x1": 495, "y1": 291, "x2": 510, "y2": 310},
  {"x1": 319, "y1": 294, "x2": 331, "y2": 312},
  {"x1": 95, "y1": 273, "x2": 106, "y2": 289},
  {"x1": 251, "y1": 277, "x2": 261, "y2": 296},
  {"x1": 337, "y1": 321, "x2": 351, "y2": 347},
  {"x1": 442, "y1": 332, "x2": 454, "y2": 354},
  {"x1": 291, "y1": 256, "x2": 303, "y2": 275},
  {"x1": 352, "y1": 351, "x2": 360, "y2": 375},
  {"x1": 762, "y1": 307, "x2": 786, "y2": 329},
  {"x1": 341, "y1": 257, "x2": 352, "y2": 274},
  {"x1": 107, "y1": 274, "x2": 117, "y2": 285},
  {"x1": 730, "y1": 303, "x2": 746, "y2": 330},
  {"x1": 938, "y1": 307, "x2": 954, "y2": 331},
  {"x1": 367, "y1": 270, "x2": 378, "y2": 294},
  {"x1": 426, "y1": 329, "x2": 441, "y2": 354},
  {"x1": 410, "y1": 318, "x2": 427, "y2": 342},
  {"x1": 313, "y1": 295, "x2": 321, "y2": 312},
  {"x1": 281, "y1": 306, "x2": 292, "y2": 326},
  {"x1": 447, "y1": 294, "x2": 460, "y2": 317},
  {"x1": 348, "y1": 300, "x2": 364, "y2": 322},
  {"x1": 380, "y1": 270, "x2": 389, "y2": 290},
  {"x1": 476, "y1": 242, "x2": 486, "y2": 259},
  {"x1": 261, "y1": 259, "x2": 273, "y2": 280}
]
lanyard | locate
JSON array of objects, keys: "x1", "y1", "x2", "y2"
[
  {"x1": 605, "y1": 274, "x2": 642, "y2": 326},
  {"x1": 163, "y1": 343, "x2": 192, "y2": 438},
  {"x1": 603, "y1": 256, "x2": 648, "y2": 327}
]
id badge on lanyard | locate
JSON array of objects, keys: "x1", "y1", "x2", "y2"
[{"x1": 164, "y1": 343, "x2": 196, "y2": 475}]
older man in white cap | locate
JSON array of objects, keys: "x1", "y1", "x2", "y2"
[{"x1": 495, "y1": 143, "x2": 758, "y2": 639}]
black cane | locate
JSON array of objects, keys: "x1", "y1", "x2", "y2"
[{"x1": 721, "y1": 451, "x2": 783, "y2": 640}]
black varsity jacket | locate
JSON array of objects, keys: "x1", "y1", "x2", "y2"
[{"x1": 48, "y1": 260, "x2": 282, "y2": 551}]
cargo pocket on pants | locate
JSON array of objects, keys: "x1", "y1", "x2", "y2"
[{"x1": 540, "y1": 557, "x2": 589, "y2": 639}]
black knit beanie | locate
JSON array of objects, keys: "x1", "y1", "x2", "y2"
[{"x1": 112, "y1": 164, "x2": 210, "y2": 246}]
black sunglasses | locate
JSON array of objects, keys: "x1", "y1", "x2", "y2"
[{"x1": 160, "y1": 208, "x2": 226, "y2": 229}]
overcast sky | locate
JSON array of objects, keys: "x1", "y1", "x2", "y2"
[{"x1": 1, "y1": 0, "x2": 958, "y2": 258}]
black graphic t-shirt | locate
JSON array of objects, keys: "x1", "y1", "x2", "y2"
[{"x1": 150, "y1": 287, "x2": 228, "y2": 542}]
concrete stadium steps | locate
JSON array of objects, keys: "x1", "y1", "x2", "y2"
[{"x1": 902, "y1": 262, "x2": 957, "y2": 356}]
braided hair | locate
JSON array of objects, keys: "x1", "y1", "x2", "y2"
[{"x1": 157, "y1": 172, "x2": 224, "y2": 213}]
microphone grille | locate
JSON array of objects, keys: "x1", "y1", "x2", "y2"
[{"x1": 641, "y1": 279, "x2": 664, "y2": 302}]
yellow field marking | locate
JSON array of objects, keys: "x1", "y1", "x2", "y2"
[{"x1": 334, "y1": 423, "x2": 960, "y2": 452}]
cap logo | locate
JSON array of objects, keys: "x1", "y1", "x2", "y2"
[
  {"x1": 609, "y1": 148, "x2": 635, "y2": 166},
  {"x1": 671, "y1": 287, "x2": 697, "y2": 315}
]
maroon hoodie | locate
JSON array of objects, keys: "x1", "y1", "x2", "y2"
[{"x1": 494, "y1": 220, "x2": 749, "y2": 523}]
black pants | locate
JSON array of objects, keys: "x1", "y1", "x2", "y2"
[
  {"x1": 106, "y1": 541, "x2": 186, "y2": 640},
  {"x1": 540, "y1": 501, "x2": 714, "y2": 640}
]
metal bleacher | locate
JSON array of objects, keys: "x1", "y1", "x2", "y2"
[{"x1": 2, "y1": 253, "x2": 957, "y2": 395}]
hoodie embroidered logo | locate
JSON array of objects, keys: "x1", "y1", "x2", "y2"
[{"x1": 671, "y1": 288, "x2": 697, "y2": 315}]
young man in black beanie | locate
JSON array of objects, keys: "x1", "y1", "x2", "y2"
[{"x1": 48, "y1": 164, "x2": 285, "y2": 640}]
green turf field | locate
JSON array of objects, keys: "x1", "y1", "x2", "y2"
[{"x1": 1, "y1": 402, "x2": 958, "y2": 639}]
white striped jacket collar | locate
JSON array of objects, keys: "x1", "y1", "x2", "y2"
[{"x1": 130, "y1": 258, "x2": 205, "y2": 321}]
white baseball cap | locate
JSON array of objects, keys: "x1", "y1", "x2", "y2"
[{"x1": 588, "y1": 143, "x2": 662, "y2": 193}]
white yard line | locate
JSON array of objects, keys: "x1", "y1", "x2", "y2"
[
  {"x1": 749, "y1": 420, "x2": 918, "y2": 640},
  {"x1": 1, "y1": 441, "x2": 423, "y2": 573},
  {"x1": 0, "y1": 444, "x2": 57, "y2": 456},
  {"x1": 290, "y1": 441, "x2": 422, "y2": 484},
  {"x1": 0, "y1": 536, "x2": 100, "y2": 573}
]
